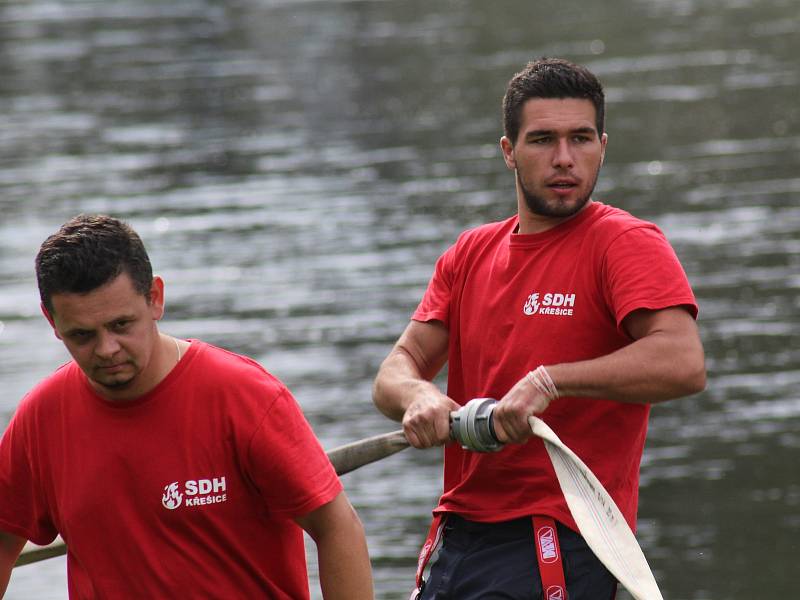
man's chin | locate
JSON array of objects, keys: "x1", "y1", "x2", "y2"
[
  {"x1": 91, "y1": 374, "x2": 136, "y2": 390},
  {"x1": 524, "y1": 194, "x2": 589, "y2": 219},
  {"x1": 518, "y1": 170, "x2": 597, "y2": 219}
]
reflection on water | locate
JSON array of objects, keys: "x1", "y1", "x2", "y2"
[{"x1": 1, "y1": 0, "x2": 798, "y2": 598}]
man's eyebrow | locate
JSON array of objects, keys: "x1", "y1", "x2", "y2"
[
  {"x1": 62, "y1": 314, "x2": 136, "y2": 336},
  {"x1": 525, "y1": 127, "x2": 597, "y2": 137},
  {"x1": 63, "y1": 326, "x2": 93, "y2": 336}
]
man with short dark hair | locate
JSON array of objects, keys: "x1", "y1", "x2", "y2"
[
  {"x1": 373, "y1": 58, "x2": 706, "y2": 599},
  {"x1": 0, "y1": 214, "x2": 374, "y2": 599}
]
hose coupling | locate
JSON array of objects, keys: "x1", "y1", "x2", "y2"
[{"x1": 450, "y1": 398, "x2": 504, "y2": 453}]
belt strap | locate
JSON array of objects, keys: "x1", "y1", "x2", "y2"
[
  {"x1": 413, "y1": 513, "x2": 445, "y2": 594},
  {"x1": 533, "y1": 516, "x2": 567, "y2": 600},
  {"x1": 413, "y1": 514, "x2": 568, "y2": 599}
]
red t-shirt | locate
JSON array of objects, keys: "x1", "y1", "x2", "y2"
[
  {"x1": 0, "y1": 341, "x2": 342, "y2": 598},
  {"x1": 413, "y1": 201, "x2": 698, "y2": 531}
]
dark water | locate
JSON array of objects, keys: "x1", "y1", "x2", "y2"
[{"x1": 1, "y1": 1, "x2": 798, "y2": 598}]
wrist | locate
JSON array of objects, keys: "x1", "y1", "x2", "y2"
[{"x1": 525, "y1": 365, "x2": 559, "y2": 400}]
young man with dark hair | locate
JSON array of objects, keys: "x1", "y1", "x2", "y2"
[
  {"x1": 0, "y1": 215, "x2": 374, "y2": 599},
  {"x1": 373, "y1": 58, "x2": 706, "y2": 599}
]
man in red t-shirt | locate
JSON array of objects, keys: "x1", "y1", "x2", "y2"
[
  {"x1": 373, "y1": 58, "x2": 706, "y2": 599},
  {"x1": 0, "y1": 215, "x2": 374, "y2": 599}
]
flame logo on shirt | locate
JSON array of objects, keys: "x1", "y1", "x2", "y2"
[
  {"x1": 161, "y1": 482, "x2": 183, "y2": 510},
  {"x1": 523, "y1": 292, "x2": 541, "y2": 315}
]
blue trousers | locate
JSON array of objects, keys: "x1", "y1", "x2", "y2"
[{"x1": 418, "y1": 514, "x2": 617, "y2": 600}]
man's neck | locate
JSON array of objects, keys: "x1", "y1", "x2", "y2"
[{"x1": 516, "y1": 200, "x2": 593, "y2": 235}]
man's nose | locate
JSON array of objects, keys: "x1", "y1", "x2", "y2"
[
  {"x1": 552, "y1": 138, "x2": 575, "y2": 168},
  {"x1": 94, "y1": 332, "x2": 121, "y2": 359}
]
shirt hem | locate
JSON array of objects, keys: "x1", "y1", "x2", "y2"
[
  {"x1": 0, "y1": 518, "x2": 55, "y2": 547},
  {"x1": 272, "y1": 479, "x2": 343, "y2": 519}
]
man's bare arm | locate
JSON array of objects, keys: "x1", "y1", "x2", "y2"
[
  {"x1": 551, "y1": 306, "x2": 706, "y2": 401},
  {"x1": 294, "y1": 492, "x2": 373, "y2": 600},
  {"x1": 0, "y1": 530, "x2": 25, "y2": 596},
  {"x1": 494, "y1": 307, "x2": 706, "y2": 443},
  {"x1": 372, "y1": 320, "x2": 458, "y2": 448}
]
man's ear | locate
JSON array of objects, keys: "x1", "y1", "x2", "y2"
[
  {"x1": 500, "y1": 136, "x2": 516, "y2": 170},
  {"x1": 40, "y1": 303, "x2": 62, "y2": 340},
  {"x1": 148, "y1": 276, "x2": 166, "y2": 321},
  {"x1": 599, "y1": 132, "x2": 608, "y2": 166}
]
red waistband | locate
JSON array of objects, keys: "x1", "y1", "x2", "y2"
[{"x1": 413, "y1": 514, "x2": 567, "y2": 597}]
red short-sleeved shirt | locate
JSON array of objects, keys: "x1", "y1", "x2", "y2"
[
  {"x1": 413, "y1": 201, "x2": 698, "y2": 531},
  {"x1": 0, "y1": 341, "x2": 342, "y2": 598}
]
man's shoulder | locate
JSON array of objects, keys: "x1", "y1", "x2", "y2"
[
  {"x1": 24, "y1": 361, "x2": 78, "y2": 402},
  {"x1": 462, "y1": 215, "x2": 517, "y2": 238},
  {"x1": 452, "y1": 216, "x2": 517, "y2": 252},
  {"x1": 186, "y1": 341, "x2": 288, "y2": 399},
  {"x1": 590, "y1": 202, "x2": 657, "y2": 229},
  {"x1": 193, "y1": 341, "x2": 260, "y2": 369},
  {"x1": 584, "y1": 202, "x2": 663, "y2": 245},
  {"x1": 7, "y1": 362, "x2": 79, "y2": 431}
]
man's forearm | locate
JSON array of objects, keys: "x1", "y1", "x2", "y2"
[
  {"x1": 373, "y1": 320, "x2": 450, "y2": 421},
  {"x1": 298, "y1": 494, "x2": 374, "y2": 600},
  {"x1": 315, "y1": 521, "x2": 374, "y2": 600},
  {"x1": 548, "y1": 319, "x2": 706, "y2": 403},
  {"x1": 372, "y1": 349, "x2": 440, "y2": 421},
  {"x1": 0, "y1": 530, "x2": 25, "y2": 596}
]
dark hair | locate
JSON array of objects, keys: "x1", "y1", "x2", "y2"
[
  {"x1": 36, "y1": 214, "x2": 153, "y2": 314},
  {"x1": 502, "y1": 58, "x2": 605, "y2": 144}
]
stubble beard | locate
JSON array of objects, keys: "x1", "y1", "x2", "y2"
[
  {"x1": 518, "y1": 167, "x2": 600, "y2": 219},
  {"x1": 91, "y1": 363, "x2": 137, "y2": 390},
  {"x1": 98, "y1": 377, "x2": 135, "y2": 390}
]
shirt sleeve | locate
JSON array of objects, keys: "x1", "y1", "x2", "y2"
[
  {"x1": 245, "y1": 389, "x2": 342, "y2": 518},
  {"x1": 412, "y1": 242, "x2": 458, "y2": 326},
  {"x1": 0, "y1": 401, "x2": 59, "y2": 545},
  {"x1": 602, "y1": 225, "x2": 699, "y2": 330}
]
